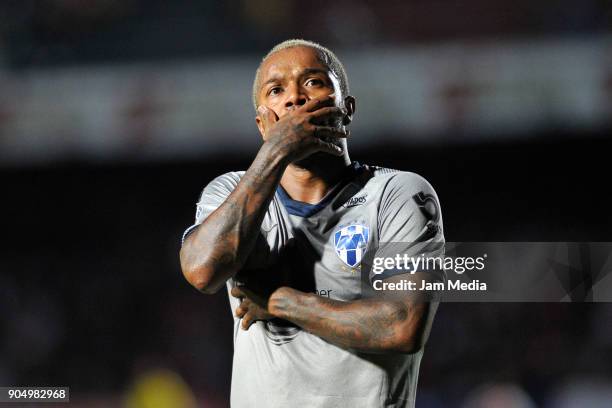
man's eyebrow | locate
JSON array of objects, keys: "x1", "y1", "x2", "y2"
[
  {"x1": 260, "y1": 67, "x2": 330, "y2": 90},
  {"x1": 300, "y1": 68, "x2": 329, "y2": 77},
  {"x1": 261, "y1": 75, "x2": 283, "y2": 87}
]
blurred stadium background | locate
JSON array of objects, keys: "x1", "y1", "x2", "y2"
[{"x1": 1, "y1": 1, "x2": 612, "y2": 407}]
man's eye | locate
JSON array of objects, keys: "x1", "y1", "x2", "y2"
[
  {"x1": 268, "y1": 87, "x2": 282, "y2": 96},
  {"x1": 305, "y1": 79, "x2": 324, "y2": 87}
]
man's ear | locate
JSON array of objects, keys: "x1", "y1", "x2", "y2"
[{"x1": 343, "y1": 95, "x2": 356, "y2": 125}]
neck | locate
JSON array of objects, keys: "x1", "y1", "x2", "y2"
[{"x1": 280, "y1": 153, "x2": 352, "y2": 204}]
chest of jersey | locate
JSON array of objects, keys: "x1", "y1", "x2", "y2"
[{"x1": 238, "y1": 190, "x2": 379, "y2": 301}]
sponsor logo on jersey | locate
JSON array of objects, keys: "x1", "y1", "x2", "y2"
[
  {"x1": 333, "y1": 224, "x2": 369, "y2": 267},
  {"x1": 343, "y1": 194, "x2": 367, "y2": 208}
]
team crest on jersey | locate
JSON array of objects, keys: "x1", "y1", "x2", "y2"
[{"x1": 333, "y1": 224, "x2": 369, "y2": 268}]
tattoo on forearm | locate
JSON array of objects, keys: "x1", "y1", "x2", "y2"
[
  {"x1": 272, "y1": 290, "x2": 418, "y2": 352},
  {"x1": 182, "y1": 147, "x2": 285, "y2": 285}
]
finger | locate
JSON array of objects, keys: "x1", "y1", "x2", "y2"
[
  {"x1": 231, "y1": 286, "x2": 245, "y2": 299},
  {"x1": 342, "y1": 113, "x2": 352, "y2": 126},
  {"x1": 313, "y1": 126, "x2": 349, "y2": 138},
  {"x1": 308, "y1": 106, "x2": 346, "y2": 122},
  {"x1": 314, "y1": 138, "x2": 344, "y2": 156},
  {"x1": 265, "y1": 106, "x2": 278, "y2": 123},
  {"x1": 235, "y1": 306, "x2": 246, "y2": 318},
  {"x1": 241, "y1": 313, "x2": 255, "y2": 330},
  {"x1": 240, "y1": 286, "x2": 263, "y2": 304},
  {"x1": 302, "y1": 95, "x2": 335, "y2": 112}
]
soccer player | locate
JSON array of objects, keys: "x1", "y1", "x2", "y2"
[{"x1": 180, "y1": 39, "x2": 445, "y2": 407}]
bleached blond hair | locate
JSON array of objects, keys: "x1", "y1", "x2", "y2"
[{"x1": 252, "y1": 39, "x2": 349, "y2": 112}]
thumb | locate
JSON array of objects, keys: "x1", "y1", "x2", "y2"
[
  {"x1": 257, "y1": 106, "x2": 268, "y2": 128},
  {"x1": 258, "y1": 106, "x2": 277, "y2": 130}
]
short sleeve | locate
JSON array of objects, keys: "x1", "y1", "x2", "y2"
[
  {"x1": 371, "y1": 172, "x2": 445, "y2": 281},
  {"x1": 181, "y1": 172, "x2": 242, "y2": 245}
]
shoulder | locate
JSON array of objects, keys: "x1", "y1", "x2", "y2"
[
  {"x1": 363, "y1": 165, "x2": 442, "y2": 224},
  {"x1": 208, "y1": 170, "x2": 245, "y2": 187},
  {"x1": 364, "y1": 166, "x2": 444, "y2": 238},
  {"x1": 363, "y1": 164, "x2": 439, "y2": 199},
  {"x1": 197, "y1": 170, "x2": 245, "y2": 201}
]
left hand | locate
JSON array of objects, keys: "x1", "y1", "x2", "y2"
[{"x1": 231, "y1": 285, "x2": 275, "y2": 330}]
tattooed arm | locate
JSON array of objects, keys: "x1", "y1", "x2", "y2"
[
  {"x1": 179, "y1": 144, "x2": 285, "y2": 294},
  {"x1": 232, "y1": 273, "x2": 439, "y2": 354},
  {"x1": 180, "y1": 96, "x2": 348, "y2": 294},
  {"x1": 270, "y1": 288, "x2": 436, "y2": 354}
]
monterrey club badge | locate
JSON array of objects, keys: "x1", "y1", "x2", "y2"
[{"x1": 334, "y1": 224, "x2": 369, "y2": 268}]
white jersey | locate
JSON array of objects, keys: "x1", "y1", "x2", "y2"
[{"x1": 183, "y1": 162, "x2": 444, "y2": 407}]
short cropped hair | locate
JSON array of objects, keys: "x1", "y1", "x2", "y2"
[{"x1": 252, "y1": 39, "x2": 349, "y2": 112}]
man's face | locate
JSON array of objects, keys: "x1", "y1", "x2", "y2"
[{"x1": 255, "y1": 46, "x2": 349, "y2": 139}]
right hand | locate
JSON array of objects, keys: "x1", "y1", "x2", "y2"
[
  {"x1": 231, "y1": 285, "x2": 275, "y2": 330},
  {"x1": 257, "y1": 96, "x2": 350, "y2": 163}
]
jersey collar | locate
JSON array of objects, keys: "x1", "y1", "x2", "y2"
[{"x1": 276, "y1": 161, "x2": 365, "y2": 217}]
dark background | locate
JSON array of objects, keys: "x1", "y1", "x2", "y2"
[{"x1": 1, "y1": 1, "x2": 611, "y2": 407}]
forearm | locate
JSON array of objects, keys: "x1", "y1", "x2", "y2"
[
  {"x1": 180, "y1": 142, "x2": 287, "y2": 293},
  {"x1": 269, "y1": 287, "x2": 432, "y2": 353}
]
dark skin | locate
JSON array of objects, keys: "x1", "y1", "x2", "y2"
[
  {"x1": 180, "y1": 46, "x2": 438, "y2": 353},
  {"x1": 232, "y1": 274, "x2": 439, "y2": 354},
  {"x1": 180, "y1": 47, "x2": 350, "y2": 294}
]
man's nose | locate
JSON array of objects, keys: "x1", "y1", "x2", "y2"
[{"x1": 284, "y1": 84, "x2": 307, "y2": 110}]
